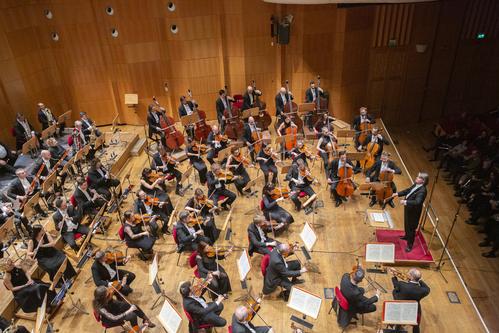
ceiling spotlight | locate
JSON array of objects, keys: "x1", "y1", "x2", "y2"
[
  {"x1": 167, "y1": 2, "x2": 176, "y2": 12},
  {"x1": 51, "y1": 32, "x2": 59, "y2": 41},
  {"x1": 106, "y1": 6, "x2": 114, "y2": 15},
  {"x1": 44, "y1": 9, "x2": 53, "y2": 19},
  {"x1": 170, "y1": 24, "x2": 178, "y2": 34},
  {"x1": 111, "y1": 28, "x2": 119, "y2": 38}
]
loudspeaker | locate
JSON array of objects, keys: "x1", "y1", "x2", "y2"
[{"x1": 278, "y1": 23, "x2": 290, "y2": 45}]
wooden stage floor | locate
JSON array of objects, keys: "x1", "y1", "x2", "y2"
[{"x1": 5, "y1": 121, "x2": 493, "y2": 333}]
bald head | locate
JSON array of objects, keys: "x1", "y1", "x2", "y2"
[
  {"x1": 247, "y1": 86, "x2": 253, "y2": 92},
  {"x1": 279, "y1": 87, "x2": 286, "y2": 94},
  {"x1": 408, "y1": 268, "x2": 421, "y2": 281},
  {"x1": 235, "y1": 305, "x2": 248, "y2": 322}
]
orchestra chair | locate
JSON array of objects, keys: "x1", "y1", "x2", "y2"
[
  {"x1": 188, "y1": 251, "x2": 201, "y2": 278},
  {"x1": 183, "y1": 306, "x2": 216, "y2": 333},
  {"x1": 69, "y1": 195, "x2": 78, "y2": 208},
  {"x1": 329, "y1": 286, "x2": 363, "y2": 331},
  {"x1": 172, "y1": 227, "x2": 193, "y2": 266},
  {"x1": 228, "y1": 325, "x2": 233, "y2": 333},
  {"x1": 260, "y1": 254, "x2": 283, "y2": 299},
  {"x1": 93, "y1": 309, "x2": 125, "y2": 332},
  {"x1": 118, "y1": 224, "x2": 147, "y2": 260}
]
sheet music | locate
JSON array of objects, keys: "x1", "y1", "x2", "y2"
[
  {"x1": 287, "y1": 287, "x2": 322, "y2": 319},
  {"x1": 372, "y1": 212, "x2": 386, "y2": 222},
  {"x1": 300, "y1": 222, "x2": 317, "y2": 251},
  {"x1": 383, "y1": 301, "x2": 418, "y2": 325},
  {"x1": 365, "y1": 243, "x2": 395, "y2": 263},
  {"x1": 237, "y1": 250, "x2": 251, "y2": 281},
  {"x1": 157, "y1": 300, "x2": 182, "y2": 333},
  {"x1": 149, "y1": 254, "x2": 159, "y2": 285}
]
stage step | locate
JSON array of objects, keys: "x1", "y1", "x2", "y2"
[{"x1": 130, "y1": 138, "x2": 147, "y2": 156}]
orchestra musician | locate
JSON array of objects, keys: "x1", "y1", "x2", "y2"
[
  {"x1": 365, "y1": 151, "x2": 401, "y2": 208},
  {"x1": 226, "y1": 146, "x2": 252, "y2": 195},
  {"x1": 313, "y1": 113, "x2": 335, "y2": 136},
  {"x1": 175, "y1": 210, "x2": 213, "y2": 252},
  {"x1": 46, "y1": 137, "x2": 71, "y2": 161},
  {"x1": 88, "y1": 158, "x2": 121, "y2": 201},
  {"x1": 0, "y1": 200, "x2": 32, "y2": 244},
  {"x1": 8, "y1": 168, "x2": 47, "y2": 217},
  {"x1": 139, "y1": 168, "x2": 174, "y2": 213},
  {"x1": 206, "y1": 125, "x2": 228, "y2": 165},
  {"x1": 0, "y1": 315, "x2": 29, "y2": 333},
  {"x1": 304, "y1": 80, "x2": 324, "y2": 130},
  {"x1": 147, "y1": 103, "x2": 166, "y2": 146},
  {"x1": 0, "y1": 257, "x2": 56, "y2": 314},
  {"x1": 52, "y1": 197, "x2": 89, "y2": 252},
  {"x1": 179, "y1": 280, "x2": 227, "y2": 329},
  {"x1": 80, "y1": 112, "x2": 102, "y2": 137},
  {"x1": 262, "y1": 243, "x2": 306, "y2": 301},
  {"x1": 388, "y1": 268, "x2": 430, "y2": 333},
  {"x1": 0, "y1": 141, "x2": 17, "y2": 176},
  {"x1": 134, "y1": 190, "x2": 167, "y2": 235},
  {"x1": 185, "y1": 137, "x2": 208, "y2": 184},
  {"x1": 37, "y1": 102, "x2": 64, "y2": 135},
  {"x1": 123, "y1": 210, "x2": 156, "y2": 260},
  {"x1": 185, "y1": 188, "x2": 220, "y2": 243},
  {"x1": 178, "y1": 96, "x2": 196, "y2": 139},
  {"x1": 32, "y1": 150, "x2": 66, "y2": 189},
  {"x1": 275, "y1": 87, "x2": 293, "y2": 124},
  {"x1": 215, "y1": 89, "x2": 232, "y2": 132},
  {"x1": 13, "y1": 113, "x2": 37, "y2": 151},
  {"x1": 277, "y1": 115, "x2": 298, "y2": 156},
  {"x1": 290, "y1": 139, "x2": 316, "y2": 167},
  {"x1": 91, "y1": 250, "x2": 135, "y2": 296},
  {"x1": 27, "y1": 224, "x2": 77, "y2": 281},
  {"x1": 316, "y1": 126, "x2": 338, "y2": 174},
  {"x1": 243, "y1": 116, "x2": 261, "y2": 162},
  {"x1": 93, "y1": 286, "x2": 155, "y2": 330},
  {"x1": 69, "y1": 120, "x2": 95, "y2": 160},
  {"x1": 257, "y1": 144, "x2": 278, "y2": 185},
  {"x1": 386, "y1": 172, "x2": 428, "y2": 252},
  {"x1": 261, "y1": 183, "x2": 294, "y2": 227},
  {"x1": 285, "y1": 159, "x2": 316, "y2": 211},
  {"x1": 152, "y1": 148, "x2": 184, "y2": 196},
  {"x1": 361, "y1": 127, "x2": 389, "y2": 156},
  {"x1": 73, "y1": 176, "x2": 106, "y2": 215},
  {"x1": 328, "y1": 151, "x2": 355, "y2": 207},
  {"x1": 338, "y1": 265, "x2": 379, "y2": 327},
  {"x1": 353, "y1": 107, "x2": 375, "y2": 148},
  {"x1": 242, "y1": 85, "x2": 262, "y2": 111},
  {"x1": 247, "y1": 215, "x2": 280, "y2": 256},
  {"x1": 232, "y1": 305, "x2": 273, "y2": 333},
  {"x1": 206, "y1": 163, "x2": 237, "y2": 210},
  {"x1": 196, "y1": 241, "x2": 232, "y2": 299}
]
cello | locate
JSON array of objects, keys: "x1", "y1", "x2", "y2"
[
  {"x1": 222, "y1": 86, "x2": 244, "y2": 140},
  {"x1": 282, "y1": 80, "x2": 303, "y2": 133},
  {"x1": 375, "y1": 169, "x2": 394, "y2": 206},
  {"x1": 359, "y1": 128, "x2": 383, "y2": 170},
  {"x1": 251, "y1": 80, "x2": 272, "y2": 130},
  {"x1": 336, "y1": 160, "x2": 355, "y2": 198},
  {"x1": 154, "y1": 97, "x2": 184, "y2": 151},
  {"x1": 188, "y1": 89, "x2": 210, "y2": 141}
]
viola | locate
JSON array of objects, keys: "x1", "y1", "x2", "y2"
[
  {"x1": 188, "y1": 89, "x2": 210, "y2": 141},
  {"x1": 336, "y1": 162, "x2": 355, "y2": 198}
]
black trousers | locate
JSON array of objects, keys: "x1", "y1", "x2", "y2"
[
  {"x1": 233, "y1": 169, "x2": 250, "y2": 194},
  {"x1": 61, "y1": 224, "x2": 90, "y2": 251},
  {"x1": 290, "y1": 185, "x2": 315, "y2": 210},
  {"x1": 199, "y1": 302, "x2": 226, "y2": 328},
  {"x1": 260, "y1": 164, "x2": 277, "y2": 185},
  {"x1": 192, "y1": 160, "x2": 207, "y2": 184},
  {"x1": 110, "y1": 269, "x2": 136, "y2": 296},
  {"x1": 212, "y1": 189, "x2": 236, "y2": 208}
]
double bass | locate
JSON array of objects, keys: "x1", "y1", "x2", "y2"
[
  {"x1": 222, "y1": 86, "x2": 244, "y2": 140},
  {"x1": 154, "y1": 97, "x2": 184, "y2": 151},
  {"x1": 251, "y1": 80, "x2": 272, "y2": 130},
  {"x1": 188, "y1": 89, "x2": 210, "y2": 141},
  {"x1": 282, "y1": 80, "x2": 303, "y2": 133},
  {"x1": 310, "y1": 75, "x2": 329, "y2": 126}
]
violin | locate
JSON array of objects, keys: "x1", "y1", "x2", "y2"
[
  {"x1": 203, "y1": 244, "x2": 233, "y2": 258},
  {"x1": 144, "y1": 196, "x2": 168, "y2": 207},
  {"x1": 196, "y1": 195, "x2": 214, "y2": 209},
  {"x1": 245, "y1": 297, "x2": 261, "y2": 322},
  {"x1": 299, "y1": 168, "x2": 315, "y2": 182},
  {"x1": 263, "y1": 146, "x2": 280, "y2": 162},
  {"x1": 215, "y1": 169, "x2": 236, "y2": 181},
  {"x1": 192, "y1": 142, "x2": 209, "y2": 154},
  {"x1": 233, "y1": 153, "x2": 251, "y2": 167},
  {"x1": 132, "y1": 213, "x2": 154, "y2": 224},
  {"x1": 147, "y1": 170, "x2": 165, "y2": 182},
  {"x1": 104, "y1": 250, "x2": 127, "y2": 265},
  {"x1": 186, "y1": 213, "x2": 204, "y2": 227},
  {"x1": 298, "y1": 144, "x2": 316, "y2": 160},
  {"x1": 269, "y1": 186, "x2": 293, "y2": 200},
  {"x1": 336, "y1": 160, "x2": 355, "y2": 198},
  {"x1": 215, "y1": 133, "x2": 229, "y2": 143}
]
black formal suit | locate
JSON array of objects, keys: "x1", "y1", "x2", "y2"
[
  {"x1": 91, "y1": 260, "x2": 136, "y2": 296},
  {"x1": 8, "y1": 177, "x2": 33, "y2": 200},
  {"x1": 81, "y1": 117, "x2": 101, "y2": 137},
  {"x1": 305, "y1": 87, "x2": 322, "y2": 103},
  {"x1": 151, "y1": 153, "x2": 182, "y2": 192},
  {"x1": 73, "y1": 187, "x2": 102, "y2": 215},
  {"x1": 174, "y1": 222, "x2": 211, "y2": 252},
  {"x1": 133, "y1": 199, "x2": 163, "y2": 235},
  {"x1": 231, "y1": 314, "x2": 270, "y2": 333},
  {"x1": 48, "y1": 144, "x2": 67, "y2": 161},
  {"x1": 87, "y1": 167, "x2": 120, "y2": 200},
  {"x1": 274, "y1": 93, "x2": 292, "y2": 120},
  {"x1": 285, "y1": 164, "x2": 315, "y2": 210},
  {"x1": 242, "y1": 91, "x2": 261, "y2": 111},
  {"x1": 352, "y1": 114, "x2": 375, "y2": 131},
  {"x1": 397, "y1": 184, "x2": 427, "y2": 248},
  {"x1": 206, "y1": 131, "x2": 228, "y2": 165},
  {"x1": 247, "y1": 223, "x2": 275, "y2": 256},
  {"x1": 14, "y1": 120, "x2": 34, "y2": 151},
  {"x1": 32, "y1": 158, "x2": 58, "y2": 180},
  {"x1": 178, "y1": 101, "x2": 195, "y2": 117},
  {"x1": 215, "y1": 97, "x2": 228, "y2": 131},
  {"x1": 392, "y1": 277, "x2": 430, "y2": 333},
  {"x1": 328, "y1": 158, "x2": 355, "y2": 202},
  {"x1": 182, "y1": 296, "x2": 226, "y2": 328},
  {"x1": 147, "y1": 110, "x2": 162, "y2": 138},
  {"x1": 52, "y1": 206, "x2": 89, "y2": 251},
  {"x1": 206, "y1": 171, "x2": 236, "y2": 208},
  {"x1": 362, "y1": 133, "x2": 389, "y2": 158},
  {"x1": 262, "y1": 248, "x2": 301, "y2": 295},
  {"x1": 338, "y1": 273, "x2": 377, "y2": 327},
  {"x1": 365, "y1": 160, "x2": 401, "y2": 181},
  {"x1": 37, "y1": 108, "x2": 55, "y2": 130}
]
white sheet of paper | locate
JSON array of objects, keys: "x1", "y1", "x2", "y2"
[
  {"x1": 157, "y1": 300, "x2": 182, "y2": 333},
  {"x1": 149, "y1": 253, "x2": 159, "y2": 285},
  {"x1": 365, "y1": 243, "x2": 395, "y2": 263},
  {"x1": 383, "y1": 301, "x2": 419, "y2": 325},
  {"x1": 300, "y1": 222, "x2": 317, "y2": 252},
  {"x1": 237, "y1": 249, "x2": 251, "y2": 281},
  {"x1": 372, "y1": 212, "x2": 386, "y2": 222},
  {"x1": 287, "y1": 286, "x2": 322, "y2": 319}
]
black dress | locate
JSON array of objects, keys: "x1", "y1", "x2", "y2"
[
  {"x1": 262, "y1": 194, "x2": 294, "y2": 225},
  {"x1": 185, "y1": 197, "x2": 220, "y2": 243},
  {"x1": 140, "y1": 178, "x2": 170, "y2": 204},
  {"x1": 10, "y1": 267, "x2": 55, "y2": 313},
  {"x1": 124, "y1": 222, "x2": 156, "y2": 252},
  {"x1": 196, "y1": 254, "x2": 232, "y2": 299},
  {"x1": 33, "y1": 235, "x2": 76, "y2": 281},
  {"x1": 229, "y1": 159, "x2": 250, "y2": 194}
]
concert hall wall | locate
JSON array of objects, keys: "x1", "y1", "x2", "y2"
[{"x1": 0, "y1": 0, "x2": 497, "y2": 146}]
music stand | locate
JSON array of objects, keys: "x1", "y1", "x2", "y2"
[
  {"x1": 42, "y1": 171, "x2": 57, "y2": 195},
  {"x1": 180, "y1": 113, "x2": 199, "y2": 127},
  {"x1": 222, "y1": 206, "x2": 234, "y2": 241},
  {"x1": 41, "y1": 124, "x2": 57, "y2": 141},
  {"x1": 60, "y1": 156, "x2": 75, "y2": 181},
  {"x1": 24, "y1": 192, "x2": 41, "y2": 221},
  {"x1": 57, "y1": 111, "x2": 72, "y2": 125},
  {"x1": 179, "y1": 165, "x2": 193, "y2": 194},
  {"x1": 21, "y1": 136, "x2": 38, "y2": 157},
  {"x1": 0, "y1": 217, "x2": 19, "y2": 258},
  {"x1": 243, "y1": 175, "x2": 263, "y2": 215},
  {"x1": 298, "y1": 103, "x2": 315, "y2": 116},
  {"x1": 35, "y1": 295, "x2": 55, "y2": 333},
  {"x1": 241, "y1": 107, "x2": 260, "y2": 119},
  {"x1": 150, "y1": 254, "x2": 178, "y2": 310}
]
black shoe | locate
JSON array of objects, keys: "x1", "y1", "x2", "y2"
[
  {"x1": 40, "y1": 211, "x2": 48, "y2": 218},
  {"x1": 335, "y1": 201, "x2": 342, "y2": 207},
  {"x1": 399, "y1": 236, "x2": 407, "y2": 240},
  {"x1": 388, "y1": 200, "x2": 395, "y2": 208},
  {"x1": 341, "y1": 196, "x2": 347, "y2": 202},
  {"x1": 175, "y1": 189, "x2": 184, "y2": 197},
  {"x1": 478, "y1": 241, "x2": 491, "y2": 247},
  {"x1": 482, "y1": 252, "x2": 496, "y2": 258},
  {"x1": 405, "y1": 246, "x2": 413, "y2": 252},
  {"x1": 369, "y1": 200, "x2": 376, "y2": 207},
  {"x1": 292, "y1": 278, "x2": 305, "y2": 284}
]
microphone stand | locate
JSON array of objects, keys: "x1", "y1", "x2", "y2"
[{"x1": 434, "y1": 202, "x2": 462, "y2": 283}]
